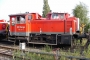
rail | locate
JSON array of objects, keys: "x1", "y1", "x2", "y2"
[{"x1": 0, "y1": 45, "x2": 89, "y2": 60}]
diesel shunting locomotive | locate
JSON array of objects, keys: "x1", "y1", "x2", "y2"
[{"x1": 7, "y1": 12, "x2": 81, "y2": 46}]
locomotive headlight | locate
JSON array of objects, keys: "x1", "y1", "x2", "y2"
[
  {"x1": 2, "y1": 24, "x2": 6, "y2": 30},
  {"x1": 12, "y1": 18, "x2": 15, "y2": 22},
  {"x1": 70, "y1": 28, "x2": 72, "y2": 35}
]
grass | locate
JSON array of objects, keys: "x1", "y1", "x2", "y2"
[
  {"x1": 13, "y1": 44, "x2": 54, "y2": 60},
  {"x1": 43, "y1": 44, "x2": 52, "y2": 52},
  {"x1": 59, "y1": 39, "x2": 90, "y2": 58},
  {"x1": 13, "y1": 50, "x2": 55, "y2": 60},
  {"x1": 12, "y1": 39, "x2": 90, "y2": 60}
]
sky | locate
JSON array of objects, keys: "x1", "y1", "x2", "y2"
[{"x1": 0, "y1": 0, "x2": 90, "y2": 21}]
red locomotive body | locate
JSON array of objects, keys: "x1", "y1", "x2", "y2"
[
  {"x1": 8, "y1": 12, "x2": 79, "y2": 45},
  {"x1": 0, "y1": 19, "x2": 8, "y2": 39}
]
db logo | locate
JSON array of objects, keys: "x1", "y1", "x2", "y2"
[{"x1": 17, "y1": 26, "x2": 25, "y2": 28}]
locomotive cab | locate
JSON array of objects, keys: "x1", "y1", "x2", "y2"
[
  {"x1": 8, "y1": 12, "x2": 42, "y2": 42},
  {"x1": 9, "y1": 13, "x2": 41, "y2": 36}
]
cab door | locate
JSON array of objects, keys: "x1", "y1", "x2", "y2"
[
  {"x1": 10, "y1": 17, "x2": 16, "y2": 36},
  {"x1": 15, "y1": 16, "x2": 26, "y2": 36}
]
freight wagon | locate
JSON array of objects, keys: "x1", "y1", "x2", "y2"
[{"x1": 0, "y1": 19, "x2": 8, "y2": 40}]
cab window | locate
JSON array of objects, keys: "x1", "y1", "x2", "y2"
[
  {"x1": 52, "y1": 13, "x2": 59, "y2": 19},
  {"x1": 28, "y1": 15, "x2": 32, "y2": 20},
  {"x1": 20, "y1": 16, "x2": 25, "y2": 23},
  {"x1": 60, "y1": 13, "x2": 64, "y2": 19},
  {"x1": 16, "y1": 15, "x2": 25, "y2": 24}
]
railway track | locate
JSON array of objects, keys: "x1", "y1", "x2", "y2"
[
  {"x1": 0, "y1": 39, "x2": 89, "y2": 60},
  {"x1": 0, "y1": 40, "x2": 46, "y2": 60},
  {"x1": 0, "y1": 44, "x2": 89, "y2": 60},
  {"x1": 0, "y1": 43, "x2": 62, "y2": 60}
]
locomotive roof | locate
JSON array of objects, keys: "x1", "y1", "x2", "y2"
[
  {"x1": 9, "y1": 12, "x2": 38, "y2": 16},
  {"x1": 9, "y1": 13, "x2": 28, "y2": 16},
  {"x1": 47, "y1": 12, "x2": 68, "y2": 14},
  {"x1": 0, "y1": 22, "x2": 8, "y2": 23}
]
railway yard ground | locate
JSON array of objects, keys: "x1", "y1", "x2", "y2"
[{"x1": 0, "y1": 39, "x2": 89, "y2": 60}]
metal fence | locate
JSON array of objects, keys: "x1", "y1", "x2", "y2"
[{"x1": 25, "y1": 49, "x2": 90, "y2": 60}]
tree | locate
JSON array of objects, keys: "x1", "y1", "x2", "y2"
[
  {"x1": 73, "y1": 2, "x2": 89, "y2": 24},
  {"x1": 42, "y1": 0, "x2": 50, "y2": 17},
  {"x1": 72, "y1": 2, "x2": 89, "y2": 32}
]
